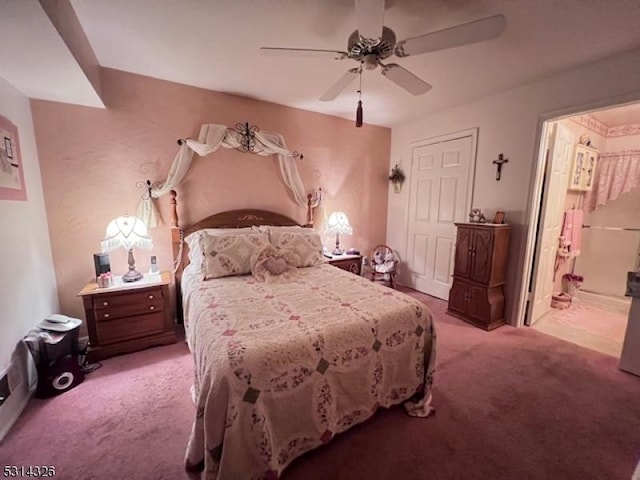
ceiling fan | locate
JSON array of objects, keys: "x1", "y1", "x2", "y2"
[{"x1": 260, "y1": 0, "x2": 506, "y2": 103}]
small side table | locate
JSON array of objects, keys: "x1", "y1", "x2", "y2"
[
  {"x1": 77, "y1": 272, "x2": 176, "y2": 362},
  {"x1": 326, "y1": 254, "x2": 362, "y2": 276}
]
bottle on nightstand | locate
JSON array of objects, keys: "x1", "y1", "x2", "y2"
[{"x1": 150, "y1": 255, "x2": 159, "y2": 274}]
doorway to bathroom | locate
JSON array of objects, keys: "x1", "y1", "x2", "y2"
[{"x1": 525, "y1": 102, "x2": 640, "y2": 356}]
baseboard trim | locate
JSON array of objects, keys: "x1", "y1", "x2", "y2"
[{"x1": 0, "y1": 381, "x2": 34, "y2": 443}]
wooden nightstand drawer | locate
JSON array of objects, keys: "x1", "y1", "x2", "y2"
[
  {"x1": 93, "y1": 288, "x2": 163, "y2": 310},
  {"x1": 95, "y1": 299, "x2": 163, "y2": 322},
  {"x1": 94, "y1": 297, "x2": 164, "y2": 322},
  {"x1": 96, "y1": 312, "x2": 166, "y2": 345}
]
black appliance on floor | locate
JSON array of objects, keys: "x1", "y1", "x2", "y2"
[{"x1": 25, "y1": 319, "x2": 85, "y2": 398}]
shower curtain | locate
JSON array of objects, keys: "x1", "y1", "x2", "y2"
[
  {"x1": 584, "y1": 150, "x2": 640, "y2": 213},
  {"x1": 577, "y1": 149, "x2": 640, "y2": 297}
]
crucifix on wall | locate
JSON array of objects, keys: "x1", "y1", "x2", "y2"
[{"x1": 493, "y1": 153, "x2": 509, "y2": 181}]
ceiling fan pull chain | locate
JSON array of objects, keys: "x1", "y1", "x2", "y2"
[{"x1": 356, "y1": 66, "x2": 364, "y2": 128}]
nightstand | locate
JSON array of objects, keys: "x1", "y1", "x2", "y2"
[
  {"x1": 77, "y1": 271, "x2": 177, "y2": 362},
  {"x1": 326, "y1": 254, "x2": 362, "y2": 275}
]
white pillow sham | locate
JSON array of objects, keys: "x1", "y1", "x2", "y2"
[
  {"x1": 185, "y1": 228, "x2": 255, "y2": 271},
  {"x1": 268, "y1": 229, "x2": 324, "y2": 268},
  {"x1": 201, "y1": 231, "x2": 270, "y2": 279}
]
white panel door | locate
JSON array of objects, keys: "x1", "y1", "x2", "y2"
[
  {"x1": 407, "y1": 135, "x2": 474, "y2": 300},
  {"x1": 527, "y1": 122, "x2": 574, "y2": 325}
]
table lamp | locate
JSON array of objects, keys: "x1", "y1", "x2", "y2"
[
  {"x1": 101, "y1": 215, "x2": 153, "y2": 282},
  {"x1": 325, "y1": 211, "x2": 353, "y2": 255}
]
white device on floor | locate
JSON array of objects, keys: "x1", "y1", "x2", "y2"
[
  {"x1": 39, "y1": 314, "x2": 82, "y2": 332},
  {"x1": 45, "y1": 314, "x2": 73, "y2": 324}
]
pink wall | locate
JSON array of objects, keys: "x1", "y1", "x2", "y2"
[
  {"x1": 31, "y1": 68, "x2": 391, "y2": 323},
  {"x1": 387, "y1": 48, "x2": 640, "y2": 325},
  {"x1": 0, "y1": 76, "x2": 59, "y2": 440}
]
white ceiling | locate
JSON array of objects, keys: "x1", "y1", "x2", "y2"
[
  {"x1": 0, "y1": 0, "x2": 103, "y2": 108},
  {"x1": 3, "y1": 0, "x2": 640, "y2": 127},
  {"x1": 589, "y1": 103, "x2": 640, "y2": 127}
]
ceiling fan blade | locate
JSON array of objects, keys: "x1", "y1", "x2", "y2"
[
  {"x1": 355, "y1": 0, "x2": 385, "y2": 43},
  {"x1": 395, "y1": 14, "x2": 506, "y2": 57},
  {"x1": 319, "y1": 68, "x2": 360, "y2": 101},
  {"x1": 260, "y1": 47, "x2": 348, "y2": 60},
  {"x1": 381, "y1": 63, "x2": 432, "y2": 96}
]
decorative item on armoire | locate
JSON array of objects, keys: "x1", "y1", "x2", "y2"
[
  {"x1": 492, "y1": 153, "x2": 509, "y2": 181},
  {"x1": 447, "y1": 222, "x2": 511, "y2": 330},
  {"x1": 468, "y1": 208, "x2": 486, "y2": 223},
  {"x1": 492, "y1": 211, "x2": 506, "y2": 224},
  {"x1": 389, "y1": 164, "x2": 406, "y2": 193}
]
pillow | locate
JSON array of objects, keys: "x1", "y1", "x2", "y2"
[
  {"x1": 250, "y1": 244, "x2": 296, "y2": 283},
  {"x1": 185, "y1": 228, "x2": 255, "y2": 271},
  {"x1": 201, "y1": 231, "x2": 269, "y2": 279},
  {"x1": 185, "y1": 227, "x2": 254, "y2": 250},
  {"x1": 268, "y1": 229, "x2": 324, "y2": 268},
  {"x1": 256, "y1": 225, "x2": 305, "y2": 233}
]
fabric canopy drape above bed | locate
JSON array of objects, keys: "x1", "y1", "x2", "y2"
[
  {"x1": 137, "y1": 124, "x2": 308, "y2": 228},
  {"x1": 584, "y1": 150, "x2": 640, "y2": 213}
]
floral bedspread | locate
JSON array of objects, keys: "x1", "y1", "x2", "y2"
[{"x1": 182, "y1": 264, "x2": 436, "y2": 480}]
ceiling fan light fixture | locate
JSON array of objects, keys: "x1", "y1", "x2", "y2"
[
  {"x1": 363, "y1": 54, "x2": 379, "y2": 70},
  {"x1": 261, "y1": 2, "x2": 508, "y2": 120}
]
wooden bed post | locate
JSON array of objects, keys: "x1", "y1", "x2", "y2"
[
  {"x1": 306, "y1": 193, "x2": 313, "y2": 228},
  {"x1": 170, "y1": 190, "x2": 181, "y2": 263},
  {"x1": 169, "y1": 189, "x2": 184, "y2": 324},
  {"x1": 170, "y1": 189, "x2": 179, "y2": 228}
]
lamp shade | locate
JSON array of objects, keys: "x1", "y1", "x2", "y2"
[
  {"x1": 325, "y1": 211, "x2": 353, "y2": 235},
  {"x1": 101, "y1": 216, "x2": 153, "y2": 253}
]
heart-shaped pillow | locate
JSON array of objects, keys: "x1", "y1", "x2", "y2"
[{"x1": 264, "y1": 256, "x2": 289, "y2": 275}]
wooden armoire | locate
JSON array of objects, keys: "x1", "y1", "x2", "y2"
[{"x1": 447, "y1": 222, "x2": 510, "y2": 330}]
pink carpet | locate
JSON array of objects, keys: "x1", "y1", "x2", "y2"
[{"x1": 2, "y1": 289, "x2": 640, "y2": 480}]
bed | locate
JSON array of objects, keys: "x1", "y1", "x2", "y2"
[{"x1": 169, "y1": 192, "x2": 436, "y2": 479}]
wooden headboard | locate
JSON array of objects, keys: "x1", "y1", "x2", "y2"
[{"x1": 169, "y1": 190, "x2": 314, "y2": 281}]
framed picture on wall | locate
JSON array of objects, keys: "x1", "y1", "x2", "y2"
[{"x1": 0, "y1": 115, "x2": 27, "y2": 201}]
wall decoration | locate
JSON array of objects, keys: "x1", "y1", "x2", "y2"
[
  {"x1": 492, "y1": 153, "x2": 509, "y2": 181},
  {"x1": 137, "y1": 123, "x2": 307, "y2": 228},
  {"x1": 388, "y1": 164, "x2": 406, "y2": 193},
  {"x1": 0, "y1": 115, "x2": 26, "y2": 201}
]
